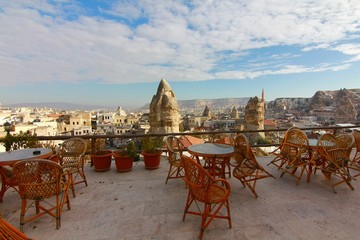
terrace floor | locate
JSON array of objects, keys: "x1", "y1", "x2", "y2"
[{"x1": 1, "y1": 154, "x2": 360, "y2": 240}]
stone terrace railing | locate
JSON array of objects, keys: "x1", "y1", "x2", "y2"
[{"x1": 1, "y1": 125, "x2": 359, "y2": 154}]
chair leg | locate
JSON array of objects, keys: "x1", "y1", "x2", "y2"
[
  {"x1": 56, "y1": 195, "x2": 61, "y2": 229},
  {"x1": 199, "y1": 204, "x2": 210, "y2": 240},
  {"x1": 69, "y1": 174, "x2": 76, "y2": 198},
  {"x1": 183, "y1": 193, "x2": 193, "y2": 221},
  {"x1": 20, "y1": 199, "x2": 26, "y2": 232},
  {"x1": 165, "y1": 165, "x2": 173, "y2": 184}
]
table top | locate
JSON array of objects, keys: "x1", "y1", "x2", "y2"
[
  {"x1": 188, "y1": 143, "x2": 234, "y2": 158},
  {"x1": 308, "y1": 139, "x2": 318, "y2": 147},
  {"x1": 0, "y1": 148, "x2": 53, "y2": 166}
]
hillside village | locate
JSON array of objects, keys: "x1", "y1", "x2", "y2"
[{"x1": 0, "y1": 87, "x2": 359, "y2": 151}]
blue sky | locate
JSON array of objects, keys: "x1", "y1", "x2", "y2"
[{"x1": 0, "y1": 0, "x2": 359, "y2": 109}]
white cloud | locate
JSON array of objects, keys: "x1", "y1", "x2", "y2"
[
  {"x1": 0, "y1": 0, "x2": 359, "y2": 86},
  {"x1": 333, "y1": 43, "x2": 360, "y2": 62}
]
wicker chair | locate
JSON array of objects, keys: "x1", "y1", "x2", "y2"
[
  {"x1": 352, "y1": 129, "x2": 360, "y2": 164},
  {"x1": 231, "y1": 133, "x2": 275, "y2": 198},
  {"x1": 268, "y1": 126, "x2": 301, "y2": 169},
  {"x1": 0, "y1": 166, "x2": 19, "y2": 202},
  {"x1": 336, "y1": 133, "x2": 355, "y2": 158},
  {"x1": 57, "y1": 137, "x2": 87, "y2": 197},
  {"x1": 316, "y1": 133, "x2": 354, "y2": 193},
  {"x1": 0, "y1": 216, "x2": 31, "y2": 240},
  {"x1": 181, "y1": 156, "x2": 231, "y2": 240},
  {"x1": 164, "y1": 136, "x2": 185, "y2": 184},
  {"x1": 275, "y1": 128, "x2": 312, "y2": 185},
  {"x1": 13, "y1": 159, "x2": 71, "y2": 231}
]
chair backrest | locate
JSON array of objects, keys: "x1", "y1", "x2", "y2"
[
  {"x1": 13, "y1": 159, "x2": 64, "y2": 200},
  {"x1": 233, "y1": 134, "x2": 250, "y2": 163},
  {"x1": 281, "y1": 128, "x2": 310, "y2": 164},
  {"x1": 317, "y1": 133, "x2": 349, "y2": 169},
  {"x1": 208, "y1": 133, "x2": 234, "y2": 145},
  {"x1": 352, "y1": 129, "x2": 360, "y2": 151},
  {"x1": 59, "y1": 137, "x2": 87, "y2": 168},
  {"x1": 336, "y1": 133, "x2": 355, "y2": 158},
  {"x1": 0, "y1": 217, "x2": 30, "y2": 240},
  {"x1": 165, "y1": 136, "x2": 185, "y2": 163},
  {"x1": 280, "y1": 126, "x2": 300, "y2": 143},
  {"x1": 181, "y1": 156, "x2": 214, "y2": 203},
  {"x1": 234, "y1": 133, "x2": 265, "y2": 170}
]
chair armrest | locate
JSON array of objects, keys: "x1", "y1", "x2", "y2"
[{"x1": 213, "y1": 178, "x2": 231, "y2": 191}]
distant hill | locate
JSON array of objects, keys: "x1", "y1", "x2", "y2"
[
  {"x1": 3, "y1": 102, "x2": 112, "y2": 111},
  {"x1": 266, "y1": 88, "x2": 360, "y2": 122},
  {"x1": 136, "y1": 97, "x2": 251, "y2": 112}
]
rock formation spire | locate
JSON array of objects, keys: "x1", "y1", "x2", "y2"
[
  {"x1": 244, "y1": 93, "x2": 265, "y2": 144},
  {"x1": 149, "y1": 79, "x2": 180, "y2": 134}
]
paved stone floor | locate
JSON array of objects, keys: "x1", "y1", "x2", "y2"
[{"x1": 1, "y1": 155, "x2": 360, "y2": 240}]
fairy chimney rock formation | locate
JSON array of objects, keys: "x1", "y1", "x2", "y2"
[
  {"x1": 244, "y1": 96, "x2": 265, "y2": 143},
  {"x1": 230, "y1": 106, "x2": 239, "y2": 119},
  {"x1": 149, "y1": 79, "x2": 180, "y2": 134},
  {"x1": 335, "y1": 89, "x2": 357, "y2": 123},
  {"x1": 202, "y1": 106, "x2": 211, "y2": 117}
]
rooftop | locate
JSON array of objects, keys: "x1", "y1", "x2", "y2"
[{"x1": 2, "y1": 155, "x2": 360, "y2": 240}]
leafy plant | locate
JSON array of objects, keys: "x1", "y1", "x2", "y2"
[
  {"x1": 118, "y1": 140, "x2": 138, "y2": 158},
  {"x1": 91, "y1": 138, "x2": 107, "y2": 154},
  {"x1": 256, "y1": 137, "x2": 271, "y2": 145},
  {"x1": 1, "y1": 130, "x2": 41, "y2": 151},
  {"x1": 141, "y1": 136, "x2": 164, "y2": 154}
]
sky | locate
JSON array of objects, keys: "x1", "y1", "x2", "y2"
[{"x1": 0, "y1": 0, "x2": 360, "y2": 109}]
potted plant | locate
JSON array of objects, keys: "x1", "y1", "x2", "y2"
[
  {"x1": 113, "y1": 140, "x2": 138, "y2": 172},
  {"x1": 91, "y1": 138, "x2": 113, "y2": 172},
  {"x1": 141, "y1": 136, "x2": 164, "y2": 169}
]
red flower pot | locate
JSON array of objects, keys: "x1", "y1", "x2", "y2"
[
  {"x1": 113, "y1": 151, "x2": 134, "y2": 172},
  {"x1": 92, "y1": 150, "x2": 113, "y2": 172},
  {"x1": 142, "y1": 151, "x2": 161, "y2": 170}
]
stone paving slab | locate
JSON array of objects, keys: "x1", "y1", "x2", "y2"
[{"x1": 1, "y1": 156, "x2": 360, "y2": 240}]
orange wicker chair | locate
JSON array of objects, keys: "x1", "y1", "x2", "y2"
[
  {"x1": 164, "y1": 136, "x2": 185, "y2": 184},
  {"x1": 0, "y1": 166, "x2": 19, "y2": 202},
  {"x1": 316, "y1": 133, "x2": 354, "y2": 193},
  {"x1": 13, "y1": 159, "x2": 71, "y2": 231},
  {"x1": 181, "y1": 156, "x2": 231, "y2": 240},
  {"x1": 231, "y1": 133, "x2": 275, "y2": 198},
  {"x1": 57, "y1": 137, "x2": 87, "y2": 197},
  {"x1": 0, "y1": 216, "x2": 31, "y2": 240},
  {"x1": 275, "y1": 128, "x2": 312, "y2": 185},
  {"x1": 336, "y1": 133, "x2": 355, "y2": 158},
  {"x1": 351, "y1": 129, "x2": 360, "y2": 163},
  {"x1": 268, "y1": 126, "x2": 301, "y2": 169}
]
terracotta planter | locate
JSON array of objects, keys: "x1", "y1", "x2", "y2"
[
  {"x1": 142, "y1": 151, "x2": 161, "y2": 170},
  {"x1": 92, "y1": 150, "x2": 113, "y2": 172},
  {"x1": 113, "y1": 151, "x2": 134, "y2": 172}
]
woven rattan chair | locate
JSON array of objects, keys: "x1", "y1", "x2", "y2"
[
  {"x1": 0, "y1": 216, "x2": 31, "y2": 240},
  {"x1": 181, "y1": 156, "x2": 231, "y2": 240},
  {"x1": 231, "y1": 133, "x2": 275, "y2": 198},
  {"x1": 336, "y1": 133, "x2": 355, "y2": 158},
  {"x1": 0, "y1": 166, "x2": 19, "y2": 202},
  {"x1": 352, "y1": 129, "x2": 360, "y2": 164},
  {"x1": 316, "y1": 133, "x2": 354, "y2": 193},
  {"x1": 275, "y1": 128, "x2": 312, "y2": 185},
  {"x1": 58, "y1": 137, "x2": 87, "y2": 197},
  {"x1": 164, "y1": 136, "x2": 185, "y2": 184},
  {"x1": 13, "y1": 159, "x2": 71, "y2": 231},
  {"x1": 268, "y1": 126, "x2": 301, "y2": 169}
]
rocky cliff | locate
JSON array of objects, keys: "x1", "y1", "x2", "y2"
[{"x1": 266, "y1": 88, "x2": 360, "y2": 123}]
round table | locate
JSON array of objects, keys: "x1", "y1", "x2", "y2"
[
  {"x1": 0, "y1": 148, "x2": 53, "y2": 202},
  {"x1": 188, "y1": 143, "x2": 234, "y2": 178}
]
